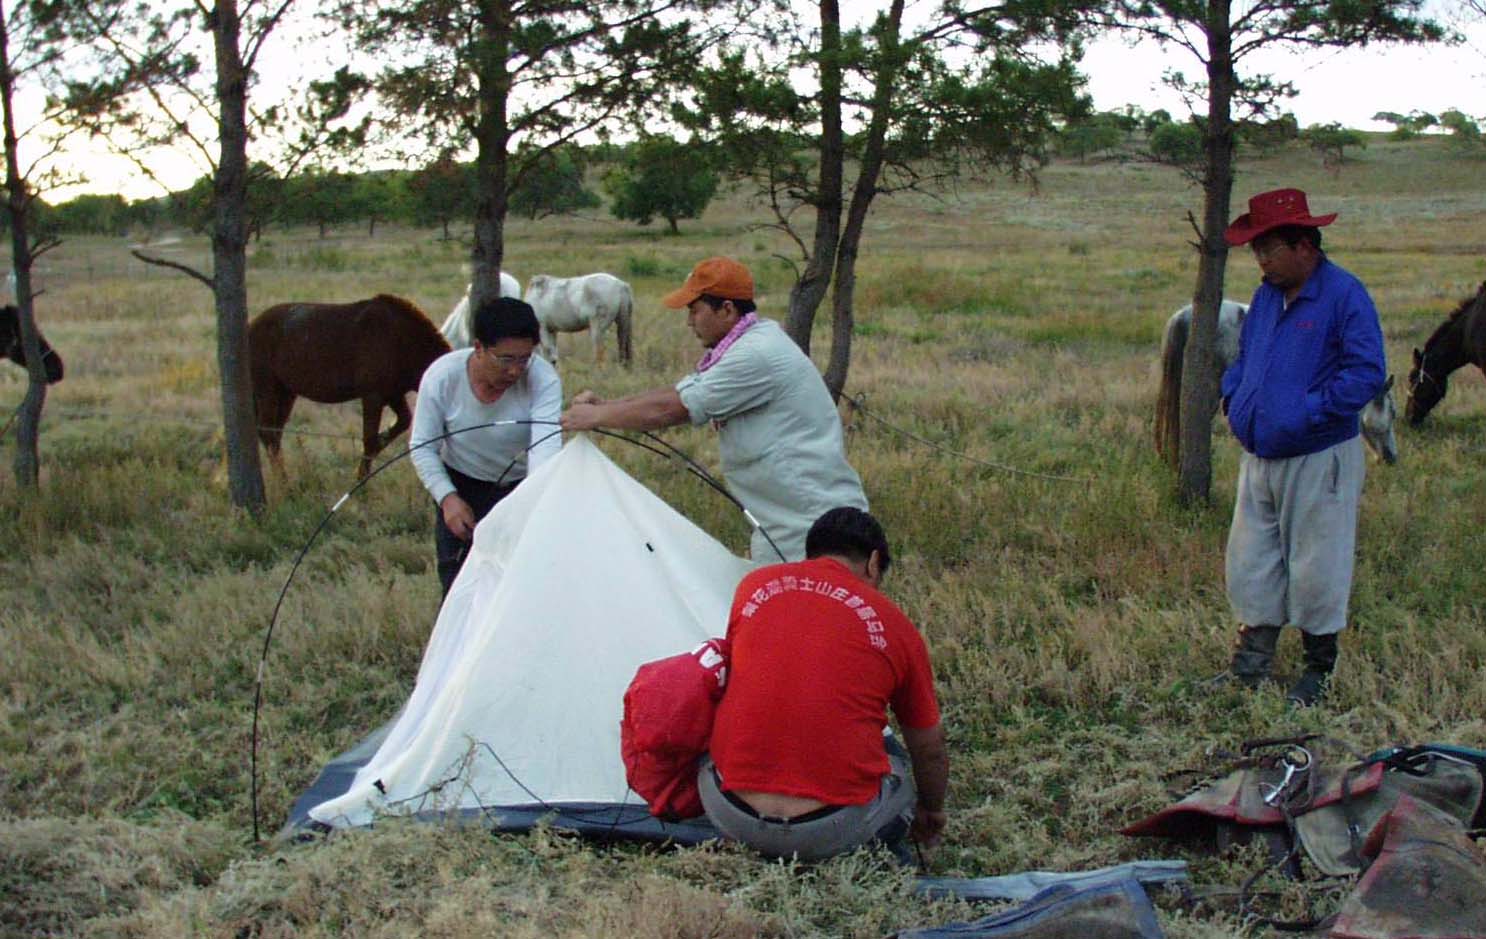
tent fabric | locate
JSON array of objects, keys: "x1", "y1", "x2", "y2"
[
  {"x1": 914, "y1": 860, "x2": 1189, "y2": 903},
  {"x1": 896, "y1": 878, "x2": 1166, "y2": 939},
  {"x1": 293, "y1": 435, "x2": 754, "y2": 837}
]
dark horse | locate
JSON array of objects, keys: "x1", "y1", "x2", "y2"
[
  {"x1": 249, "y1": 294, "x2": 451, "y2": 477},
  {"x1": 1, "y1": 304, "x2": 64, "y2": 383},
  {"x1": 1406, "y1": 282, "x2": 1486, "y2": 426}
]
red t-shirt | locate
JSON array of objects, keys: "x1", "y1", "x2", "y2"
[{"x1": 709, "y1": 557, "x2": 941, "y2": 806}]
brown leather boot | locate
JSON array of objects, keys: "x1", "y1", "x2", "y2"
[{"x1": 1210, "y1": 625, "x2": 1281, "y2": 688}]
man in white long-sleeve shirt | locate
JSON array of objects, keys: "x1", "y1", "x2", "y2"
[{"x1": 411, "y1": 297, "x2": 563, "y2": 594}]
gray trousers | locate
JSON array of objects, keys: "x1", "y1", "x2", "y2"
[
  {"x1": 697, "y1": 752, "x2": 916, "y2": 861},
  {"x1": 1225, "y1": 436, "x2": 1364, "y2": 637}
]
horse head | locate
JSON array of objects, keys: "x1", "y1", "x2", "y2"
[
  {"x1": 1405, "y1": 345, "x2": 1445, "y2": 426},
  {"x1": 0, "y1": 304, "x2": 64, "y2": 383},
  {"x1": 1360, "y1": 374, "x2": 1398, "y2": 465}
]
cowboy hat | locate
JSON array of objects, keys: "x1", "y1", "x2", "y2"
[{"x1": 1224, "y1": 188, "x2": 1337, "y2": 246}]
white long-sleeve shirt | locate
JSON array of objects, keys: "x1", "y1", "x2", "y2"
[{"x1": 410, "y1": 349, "x2": 563, "y2": 505}]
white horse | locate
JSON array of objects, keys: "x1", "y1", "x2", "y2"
[
  {"x1": 439, "y1": 271, "x2": 523, "y2": 348},
  {"x1": 1155, "y1": 300, "x2": 1398, "y2": 466},
  {"x1": 524, "y1": 273, "x2": 634, "y2": 367}
]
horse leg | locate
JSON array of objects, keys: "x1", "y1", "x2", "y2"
[
  {"x1": 540, "y1": 323, "x2": 560, "y2": 367},
  {"x1": 257, "y1": 384, "x2": 294, "y2": 476},
  {"x1": 380, "y1": 394, "x2": 414, "y2": 457},
  {"x1": 359, "y1": 397, "x2": 391, "y2": 479},
  {"x1": 591, "y1": 319, "x2": 607, "y2": 365}
]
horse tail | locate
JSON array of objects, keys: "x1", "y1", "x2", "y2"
[
  {"x1": 1154, "y1": 310, "x2": 1188, "y2": 470},
  {"x1": 616, "y1": 282, "x2": 634, "y2": 367}
]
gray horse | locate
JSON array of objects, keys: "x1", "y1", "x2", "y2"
[{"x1": 1155, "y1": 300, "x2": 1398, "y2": 466}]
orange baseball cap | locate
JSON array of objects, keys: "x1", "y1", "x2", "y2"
[{"x1": 661, "y1": 257, "x2": 755, "y2": 308}]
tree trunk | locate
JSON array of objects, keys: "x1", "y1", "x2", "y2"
[
  {"x1": 469, "y1": 0, "x2": 511, "y2": 315},
  {"x1": 821, "y1": 0, "x2": 903, "y2": 400},
  {"x1": 1177, "y1": 0, "x2": 1237, "y2": 506},
  {"x1": 212, "y1": 0, "x2": 266, "y2": 513},
  {"x1": 783, "y1": 0, "x2": 843, "y2": 354},
  {"x1": 0, "y1": 2, "x2": 44, "y2": 487}
]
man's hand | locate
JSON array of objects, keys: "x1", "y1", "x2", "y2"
[
  {"x1": 901, "y1": 721, "x2": 949, "y2": 851},
  {"x1": 561, "y1": 401, "x2": 605, "y2": 432},
  {"x1": 440, "y1": 493, "x2": 477, "y2": 541},
  {"x1": 910, "y1": 803, "x2": 947, "y2": 849},
  {"x1": 560, "y1": 388, "x2": 689, "y2": 432}
]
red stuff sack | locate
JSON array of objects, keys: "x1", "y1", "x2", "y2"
[{"x1": 620, "y1": 638, "x2": 730, "y2": 820}]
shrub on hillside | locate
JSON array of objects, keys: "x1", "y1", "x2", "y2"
[
  {"x1": 1055, "y1": 113, "x2": 1126, "y2": 163},
  {"x1": 603, "y1": 136, "x2": 719, "y2": 234},
  {"x1": 1237, "y1": 113, "x2": 1299, "y2": 154},
  {"x1": 1303, "y1": 122, "x2": 1366, "y2": 167},
  {"x1": 1438, "y1": 109, "x2": 1483, "y2": 149},
  {"x1": 1149, "y1": 121, "x2": 1203, "y2": 167},
  {"x1": 510, "y1": 147, "x2": 602, "y2": 220}
]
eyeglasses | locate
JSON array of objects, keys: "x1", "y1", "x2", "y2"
[
  {"x1": 1250, "y1": 239, "x2": 1292, "y2": 261},
  {"x1": 484, "y1": 350, "x2": 532, "y2": 370}
]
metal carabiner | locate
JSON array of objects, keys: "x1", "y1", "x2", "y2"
[
  {"x1": 1261, "y1": 762, "x2": 1297, "y2": 806},
  {"x1": 1260, "y1": 746, "x2": 1313, "y2": 807}
]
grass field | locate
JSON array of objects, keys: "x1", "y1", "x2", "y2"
[{"x1": 3, "y1": 135, "x2": 1485, "y2": 938}]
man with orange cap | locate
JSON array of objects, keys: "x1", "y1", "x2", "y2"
[
  {"x1": 561, "y1": 256, "x2": 867, "y2": 562},
  {"x1": 1216, "y1": 188, "x2": 1387, "y2": 706}
]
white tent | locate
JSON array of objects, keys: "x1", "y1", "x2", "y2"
[{"x1": 289, "y1": 435, "x2": 752, "y2": 840}]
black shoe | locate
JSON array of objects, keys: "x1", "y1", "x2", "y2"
[
  {"x1": 1210, "y1": 625, "x2": 1281, "y2": 689},
  {"x1": 1287, "y1": 632, "x2": 1338, "y2": 707}
]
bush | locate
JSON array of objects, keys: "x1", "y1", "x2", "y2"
[
  {"x1": 603, "y1": 136, "x2": 719, "y2": 234},
  {"x1": 1302, "y1": 122, "x2": 1366, "y2": 166},
  {"x1": 1149, "y1": 121, "x2": 1203, "y2": 166},
  {"x1": 1055, "y1": 113, "x2": 1125, "y2": 162},
  {"x1": 1237, "y1": 113, "x2": 1298, "y2": 154},
  {"x1": 510, "y1": 147, "x2": 602, "y2": 219},
  {"x1": 1438, "y1": 110, "x2": 1482, "y2": 148}
]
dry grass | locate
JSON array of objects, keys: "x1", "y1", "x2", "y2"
[{"x1": 3, "y1": 134, "x2": 1485, "y2": 937}]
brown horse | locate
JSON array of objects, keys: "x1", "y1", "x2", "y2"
[
  {"x1": 249, "y1": 294, "x2": 451, "y2": 477},
  {"x1": 1406, "y1": 282, "x2": 1486, "y2": 426},
  {"x1": 1, "y1": 305, "x2": 64, "y2": 383}
]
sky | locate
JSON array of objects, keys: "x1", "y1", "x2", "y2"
[
  {"x1": 1080, "y1": 17, "x2": 1486, "y2": 130},
  {"x1": 41, "y1": 7, "x2": 1486, "y2": 203}
]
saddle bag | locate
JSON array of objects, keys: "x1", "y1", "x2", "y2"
[
  {"x1": 1330, "y1": 793, "x2": 1486, "y2": 939},
  {"x1": 1123, "y1": 740, "x2": 1486, "y2": 877}
]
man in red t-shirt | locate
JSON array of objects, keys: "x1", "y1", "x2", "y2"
[{"x1": 697, "y1": 507, "x2": 949, "y2": 861}]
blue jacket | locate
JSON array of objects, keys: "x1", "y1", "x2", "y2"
[{"x1": 1221, "y1": 257, "x2": 1386, "y2": 459}]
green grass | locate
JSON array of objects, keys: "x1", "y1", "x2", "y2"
[{"x1": 3, "y1": 134, "x2": 1486, "y2": 937}]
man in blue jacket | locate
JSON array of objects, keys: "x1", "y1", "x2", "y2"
[{"x1": 1216, "y1": 188, "x2": 1386, "y2": 707}]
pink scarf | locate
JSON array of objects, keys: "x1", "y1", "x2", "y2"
[{"x1": 696, "y1": 312, "x2": 758, "y2": 372}]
